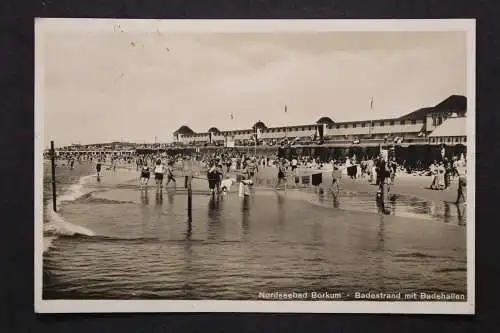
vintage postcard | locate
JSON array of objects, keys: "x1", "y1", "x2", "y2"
[{"x1": 35, "y1": 19, "x2": 475, "y2": 314}]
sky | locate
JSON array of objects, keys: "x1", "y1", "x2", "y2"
[{"x1": 39, "y1": 25, "x2": 467, "y2": 147}]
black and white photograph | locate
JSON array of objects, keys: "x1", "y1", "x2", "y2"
[{"x1": 35, "y1": 19, "x2": 475, "y2": 314}]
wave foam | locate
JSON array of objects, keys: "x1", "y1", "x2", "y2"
[
  {"x1": 56, "y1": 174, "x2": 94, "y2": 203},
  {"x1": 43, "y1": 174, "x2": 96, "y2": 253},
  {"x1": 45, "y1": 209, "x2": 95, "y2": 237}
]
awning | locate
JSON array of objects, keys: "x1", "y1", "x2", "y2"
[{"x1": 428, "y1": 117, "x2": 466, "y2": 137}]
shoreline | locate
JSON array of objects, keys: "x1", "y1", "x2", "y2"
[{"x1": 248, "y1": 166, "x2": 462, "y2": 205}]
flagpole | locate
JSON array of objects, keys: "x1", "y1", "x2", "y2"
[
  {"x1": 254, "y1": 123, "x2": 258, "y2": 156},
  {"x1": 254, "y1": 132, "x2": 257, "y2": 156},
  {"x1": 369, "y1": 96, "x2": 374, "y2": 137}
]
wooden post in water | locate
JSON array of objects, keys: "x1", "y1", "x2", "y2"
[
  {"x1": 50, "y1": 140, "x2": 57, "y2": 212},
  {"x1": 187, "y1": 172, "x2": 193, "y2": 222}
]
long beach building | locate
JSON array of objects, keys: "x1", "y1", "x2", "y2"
[
  {"x1": 52, "y1": 95, "x2": 467, "y2": 166},
  {"x1": 172, "y1": 95, "x2": 467, "y2": 148}
]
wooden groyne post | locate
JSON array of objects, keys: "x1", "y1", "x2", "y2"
[
  {"x1": 50, "y1": 140, "x2": 57, "y2": 212},
  {"x1": 187, "y1": 172, "x2": 193, "y2": 222}
]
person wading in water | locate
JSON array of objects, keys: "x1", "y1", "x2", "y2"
[
  {"x1": 376, "y1": 157, "x2": 392, "y2": 214},
  {"x1": 140, "y1": 162, "x2": 151, "y2": 189},
  {"x1": 275, "y1": 159, "x2": 288, "y2": 191},
  {"x1": 96, "y1": 158, "x2": 102, "y2": 181},
  {"x1": 455, "y1": 161, "x2": 467, "y2": 204}
]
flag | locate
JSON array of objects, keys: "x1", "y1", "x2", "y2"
[
  {"x1": 370, "y1": 96, "x2": 374, "y2": 110},
  {"x1": 284, "y1": 104, "x2": 287, "y2": 113},
  {"x1": 230, "y1": 113, "x2": 234, "y2": 120}
]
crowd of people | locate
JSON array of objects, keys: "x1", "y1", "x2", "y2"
[{"x1": 46, "y1": 146, "x2": 467, "y2": 204}]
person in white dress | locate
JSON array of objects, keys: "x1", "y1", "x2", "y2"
[{"x1": 153, "y1": 159, "x2": 165, "y2": 192}]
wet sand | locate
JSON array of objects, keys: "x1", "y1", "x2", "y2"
[
  {"x1": 79, "y1": 163, "x2": 463, "y2": 206},
  {"x1": 252, "y1": 166, "x2": 462, "y2": 204}
]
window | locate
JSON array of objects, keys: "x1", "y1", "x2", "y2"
[
  {"x1": 336, "y1": 125, "x2": 340, "y2": 129},
  {"x1": 390, "y1": 121, "x2": 394, "y2": 126},
  {"x1": 401, "y1": 120, "x2": 406, "y2": 125},
  {"x1": 353, "y1": 123, "x2": 357, "y2": 128},
  {"x1": 361, "y1": 123, "x2": 366, "y2": 128},
  {"x1": 464, "y1": 137, "x2": 467, "y2": 142},
  {"x1": 447, "y1": 137, "x2": 451, "y2": 142},
  {"x1": 344, "y1": 124, "x2": 348, "y2": 129},
  {"x1": 380, "y1": 121, "x2": 384, "y2": 127},
  {"x1": 411, "y1": 120, "x2": 416, "y2": 125}
]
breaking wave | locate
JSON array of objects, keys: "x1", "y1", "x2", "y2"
[{"x1": 43, "y1": 174, "x2": 96, "y2": 253}]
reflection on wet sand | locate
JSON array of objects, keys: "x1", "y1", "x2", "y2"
[
  {"x1": 207, "y1": 195, "x2": 223, "y2": 240},
  {"x1": 155, "y1": 191, "x2": 163, "y2": 206},
  {"x1": 276, "y1": 192, "x2": 286, "y2": 227},
  {"x1": 45, "y1": 186, "x2": 466, "y2": 300},
  {"x1": 187, "y1": 191, "x2": 192, "y2": 223},
  {"x1": 185, "y1": 217, "x2": 192, "y2": 240},
  {"x1": 167, "y1": 192, "x2": 174, "y2": 205},
  {"x1": 241, "y1": 196, "x2": 251, "y2": 236},
  {"x1": 140, "y1": 189, "x2": 151, "y2": 237},
  {"x1": 375, "y1": 214, "x2": 386, "y2": 289},
  {"x1": 140, "y1": 188, "x2": 149, "y2": 206},
  {"x1": 319, "y1": 189, "x2": 466, "y2": 226},
  {"x1": 456, "y1": 203, "x2": 466, "y2": 226}
]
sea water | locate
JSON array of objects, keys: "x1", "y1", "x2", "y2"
[{"x1": 42, "y1": 163, "x2": 466, "y2": 300}]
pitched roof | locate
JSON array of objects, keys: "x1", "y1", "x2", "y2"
[
  {"x1": 398, "y1": 107, "x2": 435, "y2": 121},
  {"x1": 435, "y1": 95, "x2": 467, "y2": 110},
  {"x1": 428, "y1": 117, "x2": 466, "y2": 137},
  {"x1": 398, "y1": 95, "x2": 467, "y2": 121}
]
